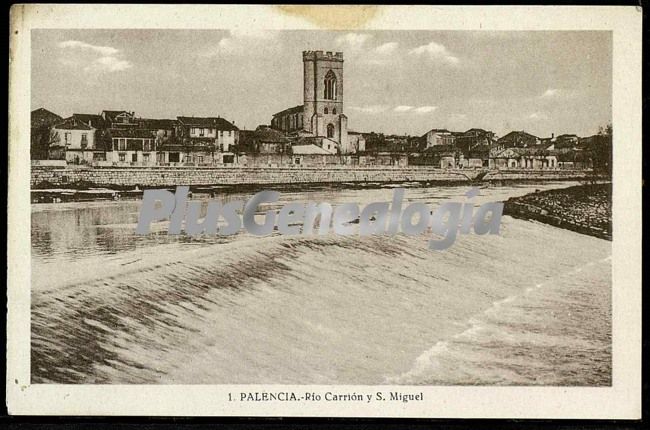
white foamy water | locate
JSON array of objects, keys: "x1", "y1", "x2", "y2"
[{"x1": 31, "y1": 182, "x2": 611, "y2": 385}]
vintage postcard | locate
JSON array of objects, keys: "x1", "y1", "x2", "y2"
[{"x1": 7, "y1": 4, "x2": 642, "y2": 418}]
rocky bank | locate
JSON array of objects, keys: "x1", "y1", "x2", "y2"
[{"x1": 503, "y1": 183, "x2": 612, "y2": 240}]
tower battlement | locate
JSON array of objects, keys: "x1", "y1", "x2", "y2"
[{"x1": 302, "y1": 50, "x2": 344, "y2": 62}]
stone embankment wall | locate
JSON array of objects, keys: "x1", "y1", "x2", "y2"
[{"x1": 31, "y1": 165, "x2": 594, "y2": 188}]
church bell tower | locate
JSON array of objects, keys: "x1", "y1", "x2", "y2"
[{"x1": 302, "y1": 51, "x2": 348, "y2": 150}]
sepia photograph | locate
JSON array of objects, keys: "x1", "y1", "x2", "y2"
[{"x1": 7, "y1": 4, "x2": 641, "y2": 418}]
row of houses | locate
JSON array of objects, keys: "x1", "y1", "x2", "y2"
[
  {"x1": 31, "y1": 108, "x2": 609, "y2": 170},
  {"x1": 32, "y1": 108, "x2": 374, "y2": 167},
  {"x1": 31, "y1": 108, "x2": 239, "y2": 167},
  {"x1": 406, "y1": 128, "x2": 609, "y2": 170}
]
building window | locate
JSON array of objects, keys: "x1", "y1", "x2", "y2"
[
  {"x1": 200, "y1": 128, "x2": 205, "y2": 136},
  {"x1": 324, "y1": 70, "x2": 337, "y2": 100},
  {"x1": 143, "y1": 153, "x2": 150, "y2": 163},
  {"x1": 327, "y1": 124, "x2": 335, "y2": 138},
  {"x1": 197, "y1": 155, "x2": 204, "y2": 164},
  {"x1": 228, "y1": 130, "x2": 231, "y2": 136},
  {"x1": 93, "y1": 152, "x2": 106, "y2": 161},
  {"x1": 169, "y1": 152, "x2": 180, "y2": 162},
  {"x1": 118, "y1": 153, "x2": 126, "y2": 162},
  {"x1": 333, "y1": 108, "x2": 337, "y2": 115},
  {"x1": 132, "y1": 153, "x2": 138, "y2": 163},
  {"x1": 324, "y1": 107, "x2": 328, "y2": 114},
  {"x1": 64, "y1": 133, "x2": 71, "y2": 145}
]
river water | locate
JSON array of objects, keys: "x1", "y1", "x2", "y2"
[{"x1": 31, "y1": 181, "x2": 611, "y2": 385}]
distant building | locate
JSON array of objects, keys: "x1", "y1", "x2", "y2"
[
  {"x1": 139, "y1": 118, "x2": 176, "y2": 139},
  {"x1": 489, "y1": 147, "x2": 557, "y2": 169},
  {"x1": 346, "y1": 131, "x2": 366, "y2": 154},
  {"x1": 422, "y1": 129, "x2": 456, "y2": 148},
  {"x1": 72, "y1": 113, "x2": 105, "y2": 129},
  {"x1": 238, "y1": 126, "x2": 291, "y2": 155},
  {"x1": 540, "y1": 133, "x2": 556, "y2": 146},
  {"x1": 107, "y1": 128, "x2": 157, "y2": 166},
  {"x1": 172, "y1": 116, "x2": 239, "y2": 164},
  {"x1": 411, "y1": 144, "x2": 460, "y2": 168},
  {"x1": 292, "y1": 136, "x2": 338, "y2": 154},
  {"x1": 271, "y1": 51, "x2": 350, "y2": 154},
  {"x1": 384, "y1": 135, "x2": 411, "y2": 152},
  {"x1": 101, "y1": 110, "x2": 138, "y2": 128},
  {"x1": 50, "y1": 116, "x2": 99, "y2": 164},
  {"x1": 31, "y1": 108, "x2": 63, "y2": 129},
  {"x1": 454, "y1": 128, "x2": 496, "y2": 152},
  {"x1": 496, "y1": 130, "x2": 540, "y2": 148},
  {"x1": 462, "y1": 145, "x2": 491, "y2": 168},
  {"x1": 555, "y1": 133, "x2": 580, "y2": 148},
  {"x1": 271, "y1": 105, "x2": 305, "y2": 134}
]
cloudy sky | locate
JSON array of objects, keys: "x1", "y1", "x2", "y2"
[{"x1": 32, "y1": 29, "x2": 611, "y2": 137}]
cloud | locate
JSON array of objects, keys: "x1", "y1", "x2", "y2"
[
  {"x1": 84, "y1": 56, "x2": 132, "y2": 73},
  {"x1": 450, "y1": 113, "x2": 468, "y2": 121},
  {"x1": 58, "y1": 40, "x2": 119, "y2": 56},
  {"x1": 352, "y1": 105, "x2": 436, "y2": 115},
  {"x1": 335, "y1": 33, "x2": 372, "y2": 51},
  {"x1": 413, "y1": 106, "x2": 438, "y2": 114},
  {"x1": 394, "y1": 105, "x2": 414, "y2": 112},
  {"x1": 359, "y1": 41, "x2": 400, "y2": 65},
  {"x1": 202, "y1": 29, "x2": 278, "y2": 56},
  {"x1": 349, "y1": 105, "x2": 389, "y2": 114},
  {"x1": 374, "y1": 42, "x2": 398, "y2": 55},
  {"x1": 58, "y1": 40, "x2": 131, "y2": 73},
  {"x1": 409, "y1": 42, "x2": 460, "y2": 66},
  {"x1": 539, "y1": 88, "x2": 577, "y2": 100},
  {"x1": 540, "y1": 88, "x2": 559, "y2": 98},
  {"x1": 528, "y1": 112, "x2": 549, "y2": 120}
]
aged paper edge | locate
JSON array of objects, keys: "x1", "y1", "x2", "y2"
[{"x1": 6, "y1": 5, "x2": 642, "y2": 418}]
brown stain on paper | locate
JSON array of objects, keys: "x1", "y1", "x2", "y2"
[{"x1": 276, "y1": 5, "x2": 381, "y2": 29}]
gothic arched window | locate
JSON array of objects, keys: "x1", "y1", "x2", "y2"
[
  {"x1": 327, "y1": 124, "x2": 335, "y2": 138},
  {"x1": 332, "y1": 108, "x2": 337, "y2": 115},
  {"x1": 324, "y1": 107, "x2": 328, "y2": 114},
  {"x1": 324, "y1": 70, "x2": 337, "y2": 100}
]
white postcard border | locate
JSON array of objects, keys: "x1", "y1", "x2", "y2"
[{"x1": 7, "y1": 5, "x2": 642, "y2": 418}]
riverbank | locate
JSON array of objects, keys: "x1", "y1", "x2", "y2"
[
  {"x1": 31, "y1": 165, "x2": 597, "y2": 189},
  {"x1": 503, "y1": 183, "x2": 612, "y2": 240}
]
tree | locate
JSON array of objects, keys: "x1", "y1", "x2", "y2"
[
  {"x1": 48, "y1": 128, "x2": 60, "y2": 149},
  {"x1": 38, "y1": 128, "x2": 61, "y2": 160},
  {"x1": 592, "y1": 123, "x2": 612, "y2": 178}
]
